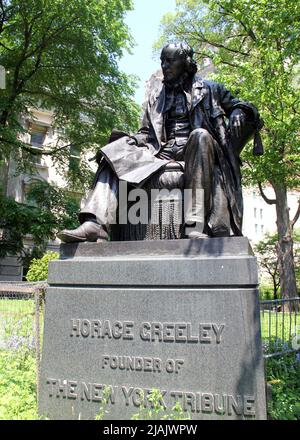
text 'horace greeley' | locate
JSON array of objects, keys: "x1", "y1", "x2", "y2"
[{"x1": 70, "y1": 319, "x2": 226, "y2": 344}]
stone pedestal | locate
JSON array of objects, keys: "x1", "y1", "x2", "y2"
[{"x1": 39, "y1": 238, "x2": 267, "y2": 420}]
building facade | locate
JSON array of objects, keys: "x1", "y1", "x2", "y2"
[
  {"x1": 243, "y1": 187, "x2": 300, "y2": 244},
  {"x1": 0, "y1": 108, "x2": 84, "y2": 281}
]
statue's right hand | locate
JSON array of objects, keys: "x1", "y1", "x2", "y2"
[{"x1": 229, "y1": 109, "x2": 246, "y2": 138}]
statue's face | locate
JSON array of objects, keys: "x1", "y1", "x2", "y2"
[{"x1": 161, "y1": 47, "x2": 186, "y2": 83}]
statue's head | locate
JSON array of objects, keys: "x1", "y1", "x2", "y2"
[{"x1": 160, "y1": 42, "x2": 197, "y2": 84}]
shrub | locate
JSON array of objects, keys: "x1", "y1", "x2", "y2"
[
  {"x1": 131, "y1": 389, "x2": 190, "y2": 420},
  {"x1": 259, "y1": 284, "x2": 277, "y2": 301},
  {"x1": 0, "y1": 349, "x2": 38, "y2": 420},
  {"x1": 26, "y1": 251, "x2": 59, "y2": 282},
  {"x1": 266, "y1": 352, "x2": 300, "y2": 420}
]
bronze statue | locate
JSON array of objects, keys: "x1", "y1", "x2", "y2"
[{"x1": 58, "y1": 43, "x2": 263, "y2": 243}]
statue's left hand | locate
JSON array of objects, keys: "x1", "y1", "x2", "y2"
[
  {"x1": 127, "y1": 138, "x2": 137, "y2": 146},
  {"x1": 229, "y1": 109, "x2": 246, "y2": 138}
]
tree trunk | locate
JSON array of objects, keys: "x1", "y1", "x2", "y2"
[
  {"x1": 272, "y1": 275, "x2": 278, "y2": 300},
  {"x1": 273, "y1": 183, "x2": 298, "y2": 307}
]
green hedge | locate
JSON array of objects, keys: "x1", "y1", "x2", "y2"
[{"x1": 26, "y1": 251, "x2": 59, "y2": 282}]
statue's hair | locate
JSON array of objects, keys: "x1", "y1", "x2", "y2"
[{"x1": 161, "y1": 42, "x2": 198, "y2": 76}]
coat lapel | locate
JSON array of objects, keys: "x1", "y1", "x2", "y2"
[
  {"x1": 149, "y1": 82, "x2": 165, "y2": 147},
  {"x1": 190, "y1": 76, "x2": 206, "y2": 111},
  {"x1": 149, "y1": 75, "x2": 206, "y2": 145}
]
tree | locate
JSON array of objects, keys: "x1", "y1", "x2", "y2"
[
  {"x1": 0, "y1": 0, "x2": 140, "y2": 190},
  {"x1": 255, "y1": 230, "x2": 300, "y2": 300},
  {"x1": 293, "y1": 228, "x2": 300, "y2": 288},
  {"x1": 255, "y1": 233, "x2": 281, "y2": 299},
  {"x1": 0, "y1": 181, "x2": 80, "y2": 264},
  {"x1": 157, "y1": 0, "x2": 300, "y2": 299}
]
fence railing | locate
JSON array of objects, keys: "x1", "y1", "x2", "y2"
[
  {"x1": 260, "y1": 297, "x2": 300, "y2": 358},
  {"x1": 0, "y1": 281, "x2": 46, "y2": 401}
]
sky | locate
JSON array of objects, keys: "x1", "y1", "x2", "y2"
[{"x1": 119, "y1": 0, "x2": 176, "y2": 106}]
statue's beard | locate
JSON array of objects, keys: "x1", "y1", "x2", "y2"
[{"x1": 163, "y1": 71, "x2": 190, "y2": 88}]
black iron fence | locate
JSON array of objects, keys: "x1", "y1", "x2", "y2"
[
  {"x1": 0, "y1": 281, "x2": 46, "y2": 399},
  {"x1": 260, "y1": 297, "x2": 300, "y2": 358}
]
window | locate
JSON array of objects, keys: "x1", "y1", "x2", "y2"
[
  {"x1": 260, "y1": 209, "x2": 263, "y2": 220},
  {"x1": 22, "y1": 182, "x2": 39, "y2": 207},
  {"x1": 254, "y1": 208, "x2": 257, "y2": 218},
  {"x1": 255, "y1": 224, "x2": 258, "y2": 235},
  {"x1": 29, "y1": 124, "x2": 47, "y2": 164},
  {"x1": 261, "y1": 225, "x2": 264, "y2": 234},
  {"x1": 30, "y1": 125, "x2": 46, "y2": 146},
  {"x1": 70, "y1": 144, "x2": 80, "y2": 159},
  {"x1": 69, "y1": 144, "x2": 80, "y2": 167}
]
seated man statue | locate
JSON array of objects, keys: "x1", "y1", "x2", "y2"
[{"x1": 58, "y1": 42, "x2": 263, "y2": 243}]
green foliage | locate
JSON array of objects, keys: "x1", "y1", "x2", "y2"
[
  {"x1": 255, "y1": 232, "x2": 281, "y2": 299},
  {"x1": 255, "y1": 229, "x2": 300, "y2": 298},
  {"x1": 266, "y1": 352, "x2": 300, "y2": 420},
  {"x1": 157, "y1": 0, "x2": 300, "y2": 189},
  {"x1": 94, "y1": 386, "x2": 114, "y2": 420},
  {"x1": 0, "y1": 181, "x2": 79, "y2": 261},
  {"x1": 0, "y1": 350, "x2": 38, "y2": 420},
  {"x1": 0, "y1": 298, "x2": 39, "y2": 420},
  {"x1": 0, "y1": 0, "x2": 140, "y2": 187},
  {"x1": 260, "y1": 311, "x2": 300, "y2": 343},
  {"x1": 0, "y1": 192, "x2": 37, "y2": 258},
  {"x1": 26, "y1": 179, "x2": 80, "y2": 232},
  {"x1": 93, "y1": 388, "x2": 190, "y2": 420},
  {"x1": 1, "y1": 302, "x2": 37, "y2": 355},
  {"x1": 293, "y1": 228, "x2": 300, "y2": 286},
  {"x1": 259, "y1": 284, "x2": 278, "y2": 301},
  {"x1": 131, "y1": 389, "x2": 190, "y2": 420},
  {"x1": 26, "y1": 250, "x2": 58, "y2": 281},
  {"x1": 0, "y1": 292, "x2": 44, "y2": 419}
]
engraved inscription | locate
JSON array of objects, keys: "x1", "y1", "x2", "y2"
[
  {"x1": 70, "y1": 319, "x2": 225, "y2": 344},
  {"x1": 46, "y1": 378, "x2": 256, "y2": 417},
  {"x1": 122, "y1": 386, "x2": 167, "y2": 408},
  {"x1": 140, "y1": 322, "x2": 225, "y2": 343},
  {"x1": 170, "y1": 391, "x2": 256, "y2": 416},
  {"x1": 102, "y1": 355, "x2": 162, "y2": 372},
  {"x1": 101, "y1": 355, "x2": 185, "y2": 374},
  {"x1": 46, "y1": 378, "x2": 118, "y2": 403},
  {"x1": 70, "y1": 319, "x2": 134, "y2": 340}
]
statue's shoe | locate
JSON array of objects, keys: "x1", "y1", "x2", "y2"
[
  {"x1": 57, "y1": 221, "x2": 108, "y2": 243},
  {"x1": 187, "y1": 230, "x2": 208, "y2": 239},
  {"x1": 211, "y1": 225, "x2": 231, "y2": 237},
  {"x1": 184, "y1": 221, "x2": 208, "y2": 239}
]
